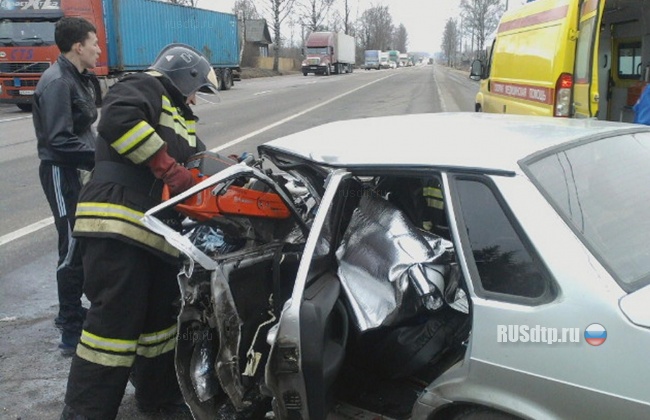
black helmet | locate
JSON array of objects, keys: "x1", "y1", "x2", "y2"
[{"x1": 149, "y1": 43, "x2": 219, "y2": 97}]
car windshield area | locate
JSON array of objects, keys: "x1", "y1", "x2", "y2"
[
  {"x1": 305, "y1": 47, "x2": 329, "y2": 55},
  {"x1": 526, "y1": 132, "x2": 650, "y2": 292},
  {"x1": 0, "y1": 19, "x2": 56, "y2": 46}
]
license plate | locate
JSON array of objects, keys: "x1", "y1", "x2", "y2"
[{"x1": 19, "y1": 90, "x2": 34, "y2": 95}]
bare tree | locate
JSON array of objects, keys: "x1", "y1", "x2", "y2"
[
  {"x1": 460, "y1": 0, "x2": 505, "y2": 54},
  {"x1": 258, "y1": 0, "x2": 297, "y2": 71},
  {"x1": 342, "y1": 0, "x2": 352, "y2": 35},
  {"x1": 296, "y1": 0, "x2": 336, "y2": 33},
  {"x1": 441, "y1": 18, "x2": 459, "y2": 67},
  {"x1": 357, "y1": 5, "x2": 393, "y2": 51},
  {"x1": 394, "y1": 23, "x2": 408, "y2": 53},
  {"x1": 232, "y1": 0, "x2": 260, "y2": 19}
]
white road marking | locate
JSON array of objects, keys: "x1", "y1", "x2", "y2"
[
  {"x1": 0, "y1": 115, "x2": 31, "y2": 123},
  {"x1": 211, "y1": 73, "x2": 396, "y2": 153},
  {"x1": 0, "y1": 217, "x2": 54, "y2": 247},
  {"x1": 1, "y1": 73, "x2": 397, "y2": 247},
  {"x1": 433, "y1": 66, "x2": 447, "y2": 112}
]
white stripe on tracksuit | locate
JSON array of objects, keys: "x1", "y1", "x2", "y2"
[
  {"x1": 52, "y1": 165, "x2": 66, "y2": 217},
  {"x1": 51, "y1": 165, "x2": 77, "y2": 271},
  {"x1": 58, "y1": 222, "x2": 77, "y2": 271}
]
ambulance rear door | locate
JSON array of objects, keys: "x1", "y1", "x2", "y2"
[{"x1": 573, "y1": 0, "x2": 605, "y2": 118}]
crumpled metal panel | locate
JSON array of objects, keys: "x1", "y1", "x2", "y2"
[{"x1": 336, "y1": 194, "x2": 454, "y2": 331}]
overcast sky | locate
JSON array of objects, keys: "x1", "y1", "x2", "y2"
[{"x1": 199, "y1": 0, "x2": 526, "y2": 54}]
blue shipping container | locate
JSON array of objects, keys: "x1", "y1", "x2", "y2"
[{"x1": 103, "y1": 0, "x2": 239, "y2": 71}]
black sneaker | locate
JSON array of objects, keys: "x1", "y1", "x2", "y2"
[
  {"x1": 58, "y1": 342, "x2": 76, "y2": 357},
  {"x1": 60, "y1": 404, "x2": 89, "y2": 420}
]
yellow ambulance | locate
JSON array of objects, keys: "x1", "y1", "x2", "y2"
[{"x1": 470, "y1": 0, "x2": 649, "y2": 122}]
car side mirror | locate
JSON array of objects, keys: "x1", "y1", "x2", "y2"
[{"x1": 469, "y1": 59, "x2": 484, "y2": 81}]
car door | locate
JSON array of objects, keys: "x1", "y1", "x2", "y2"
[
  {"x1": 264, "y1": 169, "x2": 359, "y2": 420},
  {"x1": 573, "y1": 0, "x2": 605, "y2": 118}
]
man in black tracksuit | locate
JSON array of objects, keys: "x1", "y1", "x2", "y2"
[
  {"x1": 33, "y1": 17, "x2": 101, "y2": 355},
  {"x1": 61, "y1": 44, "x2": 220, "y2": 419}
]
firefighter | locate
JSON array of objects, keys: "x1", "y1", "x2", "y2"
[
  {"x1": 60, "y1": 44, "x2": 219, "y2": 419},
  {"x1": 32, "y1": 17, "x2": 101, "y2": 356}
]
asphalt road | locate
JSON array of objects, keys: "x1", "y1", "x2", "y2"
[{"x1": 0, "y1": 64, "x2": 479, "y2": 419}]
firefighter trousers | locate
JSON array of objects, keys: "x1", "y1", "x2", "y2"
[
  {"x1": 39, "y1": 162, "x2": 85, "y2": 343},
  {"x1": 64, "y1": 237, "x2": 183, "y2": 419}
]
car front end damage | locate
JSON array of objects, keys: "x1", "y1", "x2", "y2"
[
  {"x1": 142, "y1": 151, "x2": 471, "y2": 419},
  {"x1": 142, "y1": 159, "x2": 315, "y2": 418}
]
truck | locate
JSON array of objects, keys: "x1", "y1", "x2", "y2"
[
  {"x1": 301, "y1": 31, "x2": 355, "y2": 76},
  {"x1": 398, "y1": 53, "x2": 411, "y2": 67},
  {"x1": 379, "y1": 51, "x2": 390, "y2": 69},
  {"x1": 363, "y1": 49, "x2": 381, "y2": 70},
  {"x1": 470, "y1": 0, "x2": 650, "y2": 121},
  {"x1": 387, "y1": 50, "x2": 400, "y2": 68},
  {"x1": 0, "y1": 0, "x2": 241, "y2": 111}
]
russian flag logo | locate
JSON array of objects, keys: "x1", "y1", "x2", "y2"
[{"x1": 584, "y1": 323, "x2": 607, "y2": 346}]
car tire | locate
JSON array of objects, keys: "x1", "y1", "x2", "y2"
[
  {"x1": 452, "y1": 407, "x2": 520, "y2": 420},
  {"x1": 17, "y1": 103, "x2": 32, "y2": 112},
  {"x1": 303, "y1": 71, "x2": 308, "y2": 76}
]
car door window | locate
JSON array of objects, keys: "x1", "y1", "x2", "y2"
[{"x1": 454, "y1": 177, "x2": 553, "y2": 302}]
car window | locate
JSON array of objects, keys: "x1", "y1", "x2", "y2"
[
  {"x1": 455, "y1": 177, "x2": 550, "y2": 300},
  {"x1": 524, "y1": 132, "x2": 650, "y2": 292}
]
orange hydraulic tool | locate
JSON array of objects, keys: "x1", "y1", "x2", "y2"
[{"x1": 161, "y1": 151, "x2": 290, "y2": 222}]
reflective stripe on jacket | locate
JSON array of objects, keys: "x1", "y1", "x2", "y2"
[{"x1": 74, "y1": 72, "x2": 205, "y2": 258}]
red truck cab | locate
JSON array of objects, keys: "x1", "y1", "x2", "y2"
[{"x1": 0, "y1": 0, "x2": 108, "y2": 111}]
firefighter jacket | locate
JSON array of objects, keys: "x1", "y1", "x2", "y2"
[
  {"x1": 73, "y1": 71, "x2": 205, "y2": 260},
  {"x1": 33, "y1": 54, "x2": 98, "y2": 169}
]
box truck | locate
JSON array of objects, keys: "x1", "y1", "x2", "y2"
[
  {"x1": 301, "y1": 31, "x2": 355, "y2": 76},
  {"x1": 470, "y1": 0, "x2": 650, "y2": 121},
  {"x1": 363, "y1": 49, "x2": 381, "y2": 70},
  {"x1": 0, "y1": 0, "x2": 241, "y2": 111}
]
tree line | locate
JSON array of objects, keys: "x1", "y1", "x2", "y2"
[
  {"x1": 165, "y1": 0, "x2": 412, "y2": 72},
  {"x1": 441, "y1": 0, "x2": 506, "y2": 68}
]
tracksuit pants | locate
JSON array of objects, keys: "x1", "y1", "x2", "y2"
[
  {"x1": 64, "y1": 237, "x2": 182, "y2": 419},
  {"x1": 39, "y1": 162, "x2": 85, "y2": 344}
]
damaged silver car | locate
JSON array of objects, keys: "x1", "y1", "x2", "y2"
[{"x1": 142, "y1": 113, "x2": 650, "y2": 420}]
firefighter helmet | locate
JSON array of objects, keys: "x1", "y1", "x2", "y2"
[{"x1": 149, "y1": 43, "x2": 219, "y2": 97}]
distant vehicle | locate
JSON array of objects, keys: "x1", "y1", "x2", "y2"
[
  {"x1": 143, "y1": 112, "x2": 650, "y2": 420},
  {"x1": 398, "y1": 53, "x2": 409, "y2": 67},
  {"x1": 471, "y1": 0, "x2": 650, "y2": 121},
  {"x1": 388, "y1": 50, "x2": 400, "y2": 68},
  {"x1": 379, "y1": 51, "x2": 390, "y2": 69},
  {"x1": 363, "y1": 50, "x2": 381, "y2": 70},
  {"x1": 0, "y1": 0, "x2": 241, "y2": 111},
  {"x1": 301, "y1": 31, "x2": 355, "y2": 76}
]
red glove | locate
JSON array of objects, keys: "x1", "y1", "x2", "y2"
[{"x1": 148, "y1": 145, "x2": 194, "y2": 196}]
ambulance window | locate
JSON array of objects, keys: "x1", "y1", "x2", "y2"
[
  {"x1": 618, "y1": 41, "x2": 642, "y2": 79},
  {"x1": 575, "y1": 16, "x2": 597, "y2": 83}
]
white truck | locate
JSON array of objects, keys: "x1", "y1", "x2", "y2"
[{"x1": 302, "y1": 31, "x2": 355, "y2": 76}]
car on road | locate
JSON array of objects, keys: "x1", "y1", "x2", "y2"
[{"x1": 142, "y1": 113, "x2": 650, "y2": 420}]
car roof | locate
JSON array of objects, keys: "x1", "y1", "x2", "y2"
[{"x1": 260, "y1": 113, "x2": 650, "y2": 173}]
